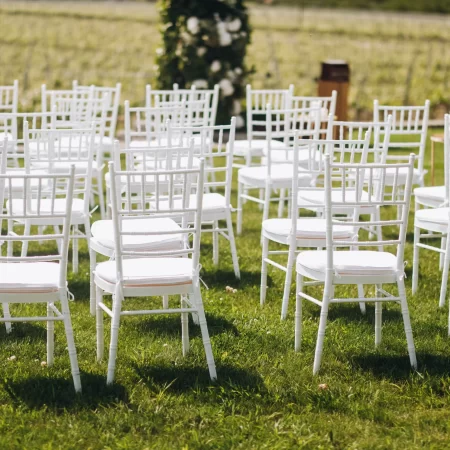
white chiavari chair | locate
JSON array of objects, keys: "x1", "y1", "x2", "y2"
[{"x1": 295, "y1": 153, "x2": 417, "y2": 374}]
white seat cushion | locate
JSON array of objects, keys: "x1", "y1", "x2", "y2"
[
  {"x1": 415, "y1": 207, "x2": 449, "y2": 227},
  {"x1": 385, "y1": 167, "x2": 423, "y2": 185},
  {"x1": 414, "y1": 185, "x2": 446, "y2": 207},
  {"x1": 239, "y1": 164, "x2": 313, "y2": 188},
  {"x1": 232, "y1": 139, "x2": 286, "y2": 157},
  {"x1": 297, "y1": 250, "x2": 397, "y2": 280},
  {"x1": 298, "y1": 189, "x2": 370, "y2": 207},
  {"x1": 91, "y1": 217, "x2": 183, "y2": 252},
  {"x1": 263, "y1": 218, "x2": 355, "y2": 243},
  {"x1": 8, "y1": 198, "x2": 86, "y2": 223},
  {"x1": 95, "y1": 257, "x2": 194, "y2": 287},
  {"x1": 0, "y1": 262, "x2": 61, "y2": 293}
]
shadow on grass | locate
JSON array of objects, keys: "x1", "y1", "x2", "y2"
[
  {"x1": 133, "y1": 313, "x2": 239, "y2": 338},
  {"x1": 0, "y1": 322, "x2": 46, "y2": 341},
  {"x1": 203, "y1": 269, "x2": 263, "y2": 290},
  {"x1": 133, "y1": 363, "x2": 266, "y2": 396},
  {"x1": 3, "y1": 372, "x2": 127, "y2": 410},
  {"x1": 350, "y1": 353, "x2": 450, "y2": 380}
]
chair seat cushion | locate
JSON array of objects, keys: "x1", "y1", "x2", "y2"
[
  {"x1": 238, "y1": 164, "x2": 312, "y2": 188},
  {"x1": 0, "y1": 262, "x2": 61, "y2": 293},
  {"x1": 232, "y1": 139, "x2": 286, "y2": 157},
  {"x1": 262, "y1": 218, "x2": 355, "y2": 242},
  {"x1": 91, "y1": 217, "x2": 183, "y2": 252},
  {"x1": 415, "y1": 207, "x2": 449, "y2": 226},
  {"x1": 95, "y1": 257, "x2": 194, "y2": 287},
  {"x1": 384, "y1": 167, "x2": 423, "y2": 185},
  {"x1": 414, "y1": 185, "x2": 446, "y2": 206},
  {"x1": 296, "y1": 250, "x2": 397, "y2": 280},
  {"x1": 298, "y1": 189, "x2": 370, "y2": 207},
  {"x1": 130, "y1": 136, "x2": 210, "y2": 149},
  {"x1": 8, "y1": 198, "x2": 86, "y2": 222}
]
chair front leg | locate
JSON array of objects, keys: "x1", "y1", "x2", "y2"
[
  {"x1": 212, "y1": 221, "x2": 219, "y2": 266},
  {"x1": 181, "y1": 295, "x2": 190, "y2": 356},
  {"x1": 47, "y1": 303, "x2": 55, "y2": 366},
  {"x1": 225, "y1": 209, "x2": 240, "y2": 279},
  {"x1": 281, "y1": 241, "x2": 296, "y2": 320},
  {"x1": 237, "y1": 181, "x2": 243, "y2": 235},
  {"x1": 96, "y1": 285, "x2": 104, "y2": 361},
  {"x1": 2, "y1": 303, "x2": 12, "y2": 334},
  {"x1": 260, "y1": 235, "x2": 269, "y2": 306},
  {"x1": 107, "y1": 287, "x2": 124, "y2": 385},
  {"x1": 412, "y1": 225, "x2": 420, "y2": 295},
  {"x1": 397, "y1": 276, "x2": 417, "y2": 369},
  {"x1": 439, "y1": 234, "x2": 450, "y2": 308},
  {"x1": 295, "y1": 273, "x2": 304, "y2": 352}
]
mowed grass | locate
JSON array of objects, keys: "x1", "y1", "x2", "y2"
[
  {"x1": 1, "y1": 134, "x2": 450, "y2": 449},
  {"x1": 1, "y1": 1, "x2": 450, "y2": 117}
]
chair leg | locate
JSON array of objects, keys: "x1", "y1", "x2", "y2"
[
  {"x1": 281, "y1": 243, "x2": 296, "y2": 320},
  {"x1": 181, "y1": 295, "x2": 190, "y2": 356},
  {"x1": 258, "y1": 189, "x2": 264, "y2": 210},
  {"x1": 106, "y1": 287, "x2": 124, "y2": 385},
  {"x1": 278, "y1": 188, "x2": 286, "y2": 218},
  {"x1": 60, "y1": 291, "x2": 82, "y2": 393},
  {"x1": 189, "y1": 293, "x2": 199, "y2": 325},
  {"x1": 193, "y1": 284, "x2": 217, "y2": 380},
  {"x1": 237, "y1": 181, "x2": 243, "y2": 235},
  {"x1": 295, "y1": 273, "x2": 304, "y2": 352},
  {"x1": 212, "y1": 221, "x2": 219, "y2": 266},
  {"x1": 440, "y1": 237, "x2": 447, "y2": 271},
  {"x1": 397, "y1": 277, "x2": 417, "y2": 369},
  {"x1": 47, "y1": 303, "x2": 55, "y2": 366},
  {"x1": 439, "y1": 235, "x2": 450, "y2": 308},
  {"x1": 96, "y1": 285, "x2": 105, "y2": 361},
  {"x1": 21, "y1": 220, "x2": 31, "y2": 257},
  {"x1": 89, "y1": 247, "x2": 97, "y2": 316},
  {"x1": 72, "y1": 226, "x2": 79, "y2": 274},
  {"x1": 162, "y1": 295, "x2": 169, "y2": 309},
  {"x1": 375, "y1": 301, "x2": 382, "y2": 347},
  {"x1": 260, "y1": 236, "x2": 269, "y2": 306},
  {"x1": 2, "y1": 303, "x2": 12, "y2": 334},
  {"x1": 226, "y1": 209, "x2": 240, "y2": 279},
  {"x1": 358, "y1": 285, "x2": 366, "y2": 314},
  {"x1": 412, "y1": 226, "x2": 420, "y2": 295},
  {"x1": 313, "y1": 279, "x2": 332, "y2": 375}
]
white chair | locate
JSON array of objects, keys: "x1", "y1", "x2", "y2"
[
  {"x1": 237, "y1": 103, "x2": 320, "y2": 235},
  {"x1": 147, "y1": 84, "x2": 220, "y2": 127},
  {"x1": 261, "y1": 131, "x2": 372, "y2": 320},
  {"x1": 94, "y1": 159, "x2": 217, "y2": 385},
  {"x1": 73, "y1": 81, "x2": 121, "y2": 151},
  {"x1": 233, "y1": 85, "x2": 294, "y2": 168},
  {"x1": 0, "y1": 81, "x2": 19, "y2": 143},
  {"x1": 0, "y1": 80, "x2": 18, "y2": 115},
  {"x1": 91, "y1": 139, "x2": 196, "y2": 315},
  {"x1": 170, "y1": 117, "x2": 240, "y2": 278},
  {"x1": 295, "y1": 153, "x2": 417, "y2": 374},
  {"x1": 291, "y1": 91, "x2": 337, "y2": 138},
  {"x1": 17, "y1": 123, "x2": 95, "y2": 273},
  {"x1": 374, "y1": 100, "x2": 430, "y2": 189},
  {"x1": 0, "y1": 165, "x2": 82, "y2": 393},
  {"x1": 412, "y1": 114, "x2": 450, "y2": 308}
]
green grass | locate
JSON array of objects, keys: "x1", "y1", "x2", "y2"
[
  {"x1": 1, "y1": 1, "x2": 450, "y2": 119},
  {"x1": 1, "y1": 134, "x2": 450, "y2": 449}
]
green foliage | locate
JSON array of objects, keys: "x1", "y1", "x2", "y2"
[{"x1": 156, "y1": 0, "x2": 252, "y2": 125}]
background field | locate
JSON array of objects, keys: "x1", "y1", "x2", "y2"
[
  {"x1": 1, "y1": 2, "x2": 450, "y2": 449},
  {"x1": 1, "y1": 1, "x2": 450, "y2": 121}
]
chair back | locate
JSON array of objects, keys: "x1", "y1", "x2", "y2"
[
  {"x1": 374, "y1": 100, "x2": 429, "y2": 180},
  {"x1": 73, "y1": 81, "x2": 121, "y2": 140},
  {"x1": 108, "y1": 158, "x2": 205, "y2": 280},
  {"x1": 323, "y1": 153, "x2": 416, "y2": 273},
  {"x1": 245, "y1": 85, "x2": 294, "y2": 142},
  {"x1": 169, "y1": 117, "x2": 236, "y2": 205},
  {"x1": 0, "y1": 81, "x2": 18, "y2": 114},
  {"x1": 0, "y1": 166, "x2": 75, "y2": 287}
]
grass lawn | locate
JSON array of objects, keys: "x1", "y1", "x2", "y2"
[{"x1": 1, "y1": 133, "x2": 450, "y2": 449}]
